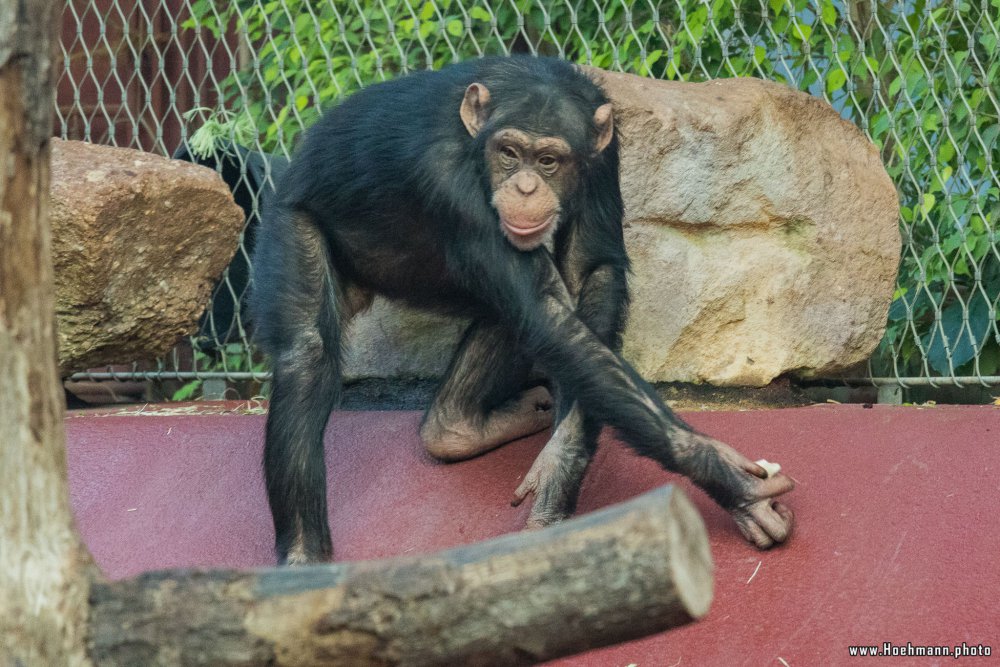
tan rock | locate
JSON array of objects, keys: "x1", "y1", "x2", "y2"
[
  {"x1": 592, "y1": 70, "x2": 900, "y2": 385},
  {"x1": 51, "y1": 139, "x2": 244, "y2": 374}
]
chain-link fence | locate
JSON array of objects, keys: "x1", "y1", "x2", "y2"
[{"x1": 58, "y1": 0, "x2": 1000, "y2": 398}]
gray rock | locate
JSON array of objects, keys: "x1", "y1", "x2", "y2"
[{"x1": 343, "y1": 300, "x2": 465, "y2": 381}]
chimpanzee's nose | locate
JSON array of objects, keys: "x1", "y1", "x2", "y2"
[{"x1": 515, "y1": 171, "x2": 538, "y2": 195}]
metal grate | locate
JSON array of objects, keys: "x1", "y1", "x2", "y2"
[{"x1": 58, "y1": 0, "x2": 1000, "y2": 397}]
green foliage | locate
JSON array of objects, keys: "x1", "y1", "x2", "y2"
[
  {"x1": 170, "y1": 342, "x2": 268, "y2": 401},
  {"x1": 859, "y1": 1, "x2": 999, "y2": 377},
  {"x1": 184, "y1": 107, "x2": 256, "y2": 158},
  {"x1": 184, "y1": 0, "x2": 1000, "y2": 379}
]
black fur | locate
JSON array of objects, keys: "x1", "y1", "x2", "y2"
[{"x1": 252, "y1": 56, "x2": 752, "y2": 564}]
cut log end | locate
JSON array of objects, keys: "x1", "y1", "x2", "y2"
[{"x1": 666, "y1": 485, "x2": 715, "y2": 621}]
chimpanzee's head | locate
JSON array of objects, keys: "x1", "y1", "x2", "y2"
[{"x1": 459, "y1": 81, "x2": 614, "y2": 251}]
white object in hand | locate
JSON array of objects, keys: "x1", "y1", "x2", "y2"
[{"x1": 755, "y1": 459, "x2": 782, "y2": 478}]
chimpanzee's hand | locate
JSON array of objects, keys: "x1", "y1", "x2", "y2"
[
  {"x1": 679, "y1": 435, "x2": 795, "y2": 549},
  {"x1": 511, "y1": 437, "x2": 568, "y2": 529},
  {"x1": 729, "y1": 473, "x2": 795, "y2": 549},
  {"x1": 510, "y1": 409, "x2": 591, "y2": 531}
]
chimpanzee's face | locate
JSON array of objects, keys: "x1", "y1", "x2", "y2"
[
  {"x1": 485, "y1": 128, "x2": 579, "y2": 251},
  {"x1": 459, "y1": 82, "x2": 615, "y2": 252}
]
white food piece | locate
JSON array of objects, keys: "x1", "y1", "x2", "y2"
[{"x1": 755, "y1": 459, "x2": 782, "y2": 478}]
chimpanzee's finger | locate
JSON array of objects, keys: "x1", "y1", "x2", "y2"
[
  {"x1": 753, "y1": 472, "x2": 795, "y2": 499},
  {"x1": 753, "y1": 501, "x2": 793, "y2": 544}
]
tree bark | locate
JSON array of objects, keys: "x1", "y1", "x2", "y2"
[
  {"x1": 89, "y1": 485, "x2": 712, "y2": 666},
  {"x1": 0, "y1": 0, "x2": 96, "y2": 664}
]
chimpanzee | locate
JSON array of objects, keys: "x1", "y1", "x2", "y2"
[{"x1": 250, "y1": 55, "x2": 795, "y2": 565}]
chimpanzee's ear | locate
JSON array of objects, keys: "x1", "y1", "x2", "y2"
[
  {"x1": 593, "y1": 103, "x2": 614, "y2": 153},
  {"x1": 460, "y1": 83, "x2": 491, "y2": 136}
]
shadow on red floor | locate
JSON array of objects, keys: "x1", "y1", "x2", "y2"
[{"x1": 66, "y1": 404, "x2": 999, "y2": 666}]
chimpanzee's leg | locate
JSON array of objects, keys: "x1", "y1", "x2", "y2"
[
  {"x1": 422, "y1": 320, "x2": 594, "y2": 528},
  {"x1": 251, "y1": 207, "x2": 371, "y2": 564},
  {"x1": 456, "y1": 246, "x2": 795, "y2": 549},
  {"x1": 420, "y1": 320, "x2": 554, "y2": 461}
]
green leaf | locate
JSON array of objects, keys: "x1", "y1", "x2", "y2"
[
  {"x1": 644, "y1": 49, "x2": 663, "y2": 72},
  {"x1": 172, "y1": 380, "x2": 203, "y2": 402},
  {"x1": 447, "y1": 19, "x2": 463, "y2": 36},
  {"x1": 470, "y1": 6, "x2": 491, "y2": 21},
  {"x1": 982, "y1": 32, "x2": 998, "y2": 55},
  {"x1": 977, "y1": 344, "x2": 1000, "y2": 376},
  {"x1": 826, "y1": 68, "x2": 847, "y2": 94},
  {"x1": 921, "y1": 193, "x2": 937, "y2": 218},
  {"x1": 888, "y1": 75, "x2": 903, "y2": 97},
  {"x1": 929, "y1": 166, "x2": 952, "y2": 194},
  {"x1": 922, "y1": 295, "x2": 993, "y2": 374},
  {"x1": 821, "y1": 2, "x2": 837, "y2": 25},
  {"x1": 870, "y1": 113, "x2": 891, "y2": 140},
  {"x1": 727, "y1": 56, "x2": 748, "y2": 74},
  {"x1": 937, "y1": 141, "x2": 956, "y2": 164},
  {"x1": 982, "y1": 124, "x2": 1000, "y2": 150}
]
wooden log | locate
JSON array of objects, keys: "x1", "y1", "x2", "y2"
[{"x1": 88, "y1": 484, "x2": 713, "y2": 666}]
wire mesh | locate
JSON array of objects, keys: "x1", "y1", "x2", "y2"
[{"x1": 58, "y1": 0, "x2": 1000, "y2": 396}]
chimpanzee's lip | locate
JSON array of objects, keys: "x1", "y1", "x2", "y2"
[{"x1": 502, "y1": 214, "x2": 556, "y2": 236}]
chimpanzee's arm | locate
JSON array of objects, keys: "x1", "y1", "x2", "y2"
[
  {"x1": 512, "y1": 260, "x2": 626, "y2": 526},
  {"x1": 454, "y1": 241, "x2": 794, "y2": 548},
  {"x1": 574, "y1": 263, "x2": 629, "y2": 350}
]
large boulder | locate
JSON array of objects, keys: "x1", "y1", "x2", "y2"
[
  {"x1": 51, "y1": 139, "x2": 244, "y2": 374},
  {"x1": 594, "y1": 71, "x2": 900, "y2": 385},
  {"x1": 342, "y1": 71, "x2": 900, "y2": 386}
]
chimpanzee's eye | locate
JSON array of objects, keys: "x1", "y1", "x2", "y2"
[
  {"x1": 498, "y1": 145, "x2": 521, "y2": 170},
  {"x1": 538, "y1": 154, "x2": 558, "y2": 171}
]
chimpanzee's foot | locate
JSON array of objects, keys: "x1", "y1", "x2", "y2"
[
  {"x1": 422, "y1": 385, "x2": 554, "y2": 462},
  {"x1": 283, "y1": 546, "x2": 329, "y2": 566},
  {"x1": 678, "y1": 433, "x2": 795, "y2": 549},
  {"x1": 278, "y1": 525, "x2": 333, "y2": 565}
]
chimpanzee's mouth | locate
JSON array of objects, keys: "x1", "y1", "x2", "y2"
[{"x1": 502, "y1": 213, "x2": 558, "y2": 237}]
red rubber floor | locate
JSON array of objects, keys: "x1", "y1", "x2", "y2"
[{"x1": 66, "y1": 404, "x2": 999, "y2": 666}]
